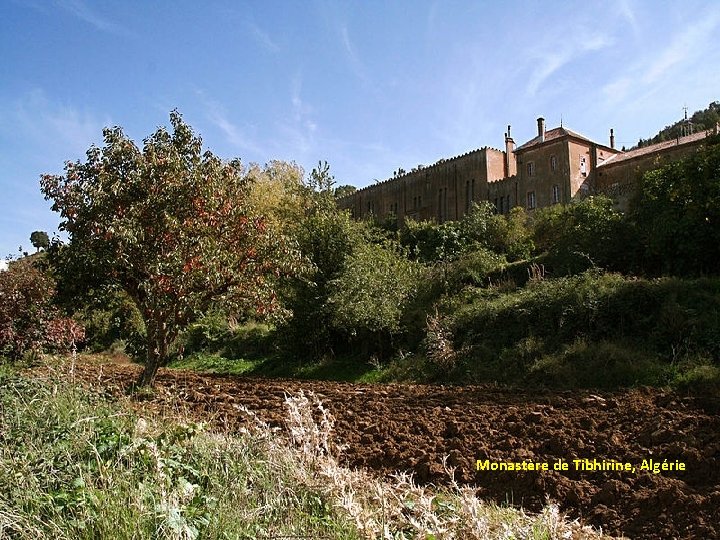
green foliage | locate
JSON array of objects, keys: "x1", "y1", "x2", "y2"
[
  {"x1": 30, "y1": 230, "x2": 50, "y2": 251},
  {"x1": 280, "y1": 162, "x2": 365, "y2": 357},
  {"x1": 401, "y1": 203, "x2": 533, "y2": 264},
  {"x1": 40, "y1": 111, "x2": 301, "y2": 385},
  {"x1": 496, "y1": 206, "x2": 535, "y2": 261},
  {"x1": 334, "y1": 184, "x2": 357, "y2": 199},
  {"x1": 328, "y1": 241, "x2": 424, "y2": 342},
  {"x1": 449, "y1": 272, "x2": 720, "y2": 388},
  {"x1": 400, "y1": 218, "x2": 466, "y2": 263},
  {"x1": 443, "y1": 249, "x2": 507, "y2": 291},
  {"x1": 629, "y1": 135, "x2": 720, "y2": 275},
  {"x1": 179, "y1": 315, "x2": 275, "y2": 360},
  {"x1": 532, "y1": 196, "x2": 632, "y2": 274},
  {"x1": 73, "y1": 287, "x2": 146, "y2": 357}
]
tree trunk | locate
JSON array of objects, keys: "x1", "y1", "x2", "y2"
[
  {"x1": 138, "y1": 352, "x2": 161, "y2": 387},
  {"x1": 137, "y1": 319, "x2": 169, "y2": 387}
]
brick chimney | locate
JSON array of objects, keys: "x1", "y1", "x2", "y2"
[
  {"x1": 537, "y1": 117, "x2": 545, "y2": 142},
  {"x1": 504, "y1": 125, "x2": 517, "y2": 177},
  {"x1": 610, "y1": 128, "x2": 615, "y2": 149}
]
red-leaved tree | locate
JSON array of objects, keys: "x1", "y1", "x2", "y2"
[
  {"x1": 41, "y1": 111, "x2": 301, "y2": 386},
  {"x1": 0, "y1": 260, "x2": 85, "y2": 359}
]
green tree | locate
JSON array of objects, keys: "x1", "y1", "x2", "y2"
[
  {"x1": 30, "y1": 231, "x2": 50, "y2": 252},
  {"x1": 40, "y1": 111, "x2": 300, "y2": 386},
  {"x1": 532, "y1": 196, "x2": 629, "y2": 274},
  {"x1": 327, "y1": 240, "x2": 423, "y2": 355},
  {"x1": 333, "y1": 184, "x2": 357, "y2": 199},
  {"x1": 629, "y1": 135, "x2": 720, "y2": 275},
  {"x1": 280, "y1": 162, "x2": 361, "y2": 356}
]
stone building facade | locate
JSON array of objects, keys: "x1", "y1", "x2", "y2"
[{"x1": 338, "y1": 116, "x2": 716, "y2": 222}]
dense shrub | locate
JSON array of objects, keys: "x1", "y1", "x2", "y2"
[
  {"x1": 0, "y1": 261, "x2": 84, "y2": 359},
  {"x1": 400, "y1": 203, "x2": 533, "y2": 264},
  {"x1": 400, "y1": 218, "x2": 467, "y2": 263},
  {"x1": 180, "y1": 314, "x2": 274, "y2": 359},
  {"x1": 73, "y1": 288, "x2": 146, "y2": 357},
  {"x1": 449, "y1": 271, "x2": 720, "y2": 386},
  {"x1": 281, "y1": 207, "x2": 361, "y2": 357},
  {"x1": 629, "y1": 135, "x2": 720, "y2": 276},
  {"x1": 327, "y1": 241, "x2": 424, "y2": 355},
  {"x1": 532, "y1": 196, "x2": 633, "y2": 275}
]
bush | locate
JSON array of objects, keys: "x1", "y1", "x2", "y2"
[
  {"x1": 180, "y1": 314, "x2": 275, "y2": 360},
  {"x1": 532, "y1": 196, "x2": 632, "y2": 275},
  {"x1": 449, "y1": 271, "x2": 720, "y2": 387},
  {"x1": 74, "y1": 288, "x2": 146, "y2": 357},
  {"x1": 327, "y1": 241, "x2": 424, "y2": 356},
  {"x1": 629, "y1": 135, "x2": 720, "y2": 276},
  {"x1": 400, "y1": 203, "x2": 533, "y2": 264},
  {"x1": 0, "y1": 261, "x2": 84, "y2": 359}
]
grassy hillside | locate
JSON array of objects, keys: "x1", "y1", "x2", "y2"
[{"x1": 442, "y1": 271, "x2": 720, "y2": 390}]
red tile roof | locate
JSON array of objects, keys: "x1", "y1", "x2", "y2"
[
  {"x1": 599, "y1": 131, "x2": 710, "y2": 166},
  {"x1": 515, "y1": 127, "x2": 595, "y2": 152}
]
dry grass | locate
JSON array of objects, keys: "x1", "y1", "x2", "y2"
[
  {"x1": 277, "y1": 390, "x2": 617, "y2": 540},
  {"x1": 0, "y1": 358, "x2": 619, "y2": 539}
]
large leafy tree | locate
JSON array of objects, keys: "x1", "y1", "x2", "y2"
[
  {"x1": 629, "y1": 135, "x2": 720, "y2": 276},
  {"x1": 30, "y1": 231, "x2": 50, "y2": 252},
  {"x1": 41, "y1": 111, "x2": 299, "y2": 386}
]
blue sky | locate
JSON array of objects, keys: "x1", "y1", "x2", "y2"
[{"x1": 1, "y1": 0, "x2": 719, "y2": 258}]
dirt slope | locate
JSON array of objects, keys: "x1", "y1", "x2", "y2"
[{"x1": 30, "y1": 360, "x2": 720, "y2": 539}]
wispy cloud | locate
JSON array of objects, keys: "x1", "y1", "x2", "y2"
[
  {"x1": 245, "y1": 20, "x2": 280, "y2": 52},
  {"x1": 603, "y1": 7, "x2": 720, "y2": 105},
  {"x1": 54, "y1": 0, "x2": 129, "y2": 36},
  {"x1": 643, "y1": 11, "x2": 720, "y2": 84},
  {"x1": 202, "y1": 97, "x2": 265, "y2": 156},
  {"x1": 272, "y1": 76, "x2": 318, "y2": 158},
  {"x1": 339, "y1": 24, "x2": 371, "y2": 87},
  {"x1": 616, "y1": 0, "x2": 639, "y2": 36},
  {"x1": 3, "y1": 88, "x2": 108, "y2": 159},
  {"x1": 526, "y1": 32, "x2": 613, "y2": 96}
]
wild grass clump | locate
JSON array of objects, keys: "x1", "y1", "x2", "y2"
[
  {"x1": 448, "y1": 271, "x2": 720, "y2": 389},
  {"x1": 0, "y1": 367, "x2": 357, "y2": 539},
  {"x1": 0, "y1": 363, "x2": 614, "y2": 539}
]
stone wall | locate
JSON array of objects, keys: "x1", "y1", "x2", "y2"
[
  {"x1": 594, "y1": 132, "x2": 711, "y2": 211},
  {"x1": 338, "y1": 146, "x2": 507, "y2": 223}
]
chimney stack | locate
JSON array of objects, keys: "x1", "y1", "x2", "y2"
[
  {"x1": 610, "y1": 128, "x2": 615, "y2": 149},
  {"x1": 537, "y1": 117, "x2": 545, "y2": 142},
  {"x1": 504, "y1": 124, "x2": 516, "y2": 178}
]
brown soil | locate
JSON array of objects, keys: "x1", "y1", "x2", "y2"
[{"x1": 29, "y1": 359, "x2": 720, "y2": 540}]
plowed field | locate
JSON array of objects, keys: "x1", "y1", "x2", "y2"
[{"x1": 29, "y1": 360, "x2": 720, "y2": 539}]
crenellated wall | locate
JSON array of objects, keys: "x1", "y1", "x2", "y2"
[
  {"x1": 338, "y1": 146, "x2": 508, "y2": 223},
  {"x1": 337, "y1": 119, "x2": 714, "y2": 224}
]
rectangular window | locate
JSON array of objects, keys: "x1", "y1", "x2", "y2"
[
  {"x1": 527, "y1": 162, "x2": 535, "y2": 178},
  {"x1": 580, "y1": 156, "x2": 587, "y2": 176},
  {"x1": 550, "y1": 155, "x2": 557, "y2": 172},
  {"x1": 527, "y1": 191, "x2": 536, "y2": 209},
  {"x1": 552, "y1": 185, "x2": 560, "y2": 204}
]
